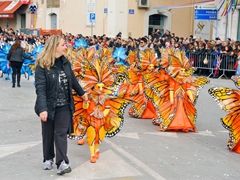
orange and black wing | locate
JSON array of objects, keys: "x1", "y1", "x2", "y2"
[
  {"x1": 231, "y1": 75, "x2": 240, "y2": 89},
  {"x1": 189, "y1": 76, "x2": 209, "y2": 104},
  {"x1": 69, "y1": 91, "x2": 88, "y2": 139},
  {"x1": 167, "y1": 55, "x2": 182, "y2": 77},
  {"x1": 126, "y1": 69, "x2": 141, "y2": 85},
  {"x1": 80, "y1": 60, "x2": 99, "y2": 91},
  {"x1": 158, "y1": 100, "x2": 177, "y2": 131},
  {"x1": 129, "y1": 94, "x2": 148, "y2": 118},
  {"x1": 99, "y1": 59, "x2": 115, "y2": 87},
  {"x1": 208, "y1": 87, "x2": 240, "y2": 150},
  {"x1": 105, "y1": 98, "x2": 132, "y2": 137},
  {"x1": 138, "y1": 49, "x2": 158, "y2": 70}
]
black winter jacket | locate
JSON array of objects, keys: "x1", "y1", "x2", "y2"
[
  {"x1": 8, "y1": 47, "x2": 32, "y2": 62},
  {"x1": 34, "y1": 56, "x2": 85, "y2": 133}
]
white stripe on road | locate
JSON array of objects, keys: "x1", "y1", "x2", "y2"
[
  {"x1": 116, "y1": 132, "x2": 140, "y2": 139},
  {"x1": 0, "y1": 141, "x2": 41, "y2": 158},
  {"x1": 105, "y1": 139, "x2": 166, "y2": 180}
]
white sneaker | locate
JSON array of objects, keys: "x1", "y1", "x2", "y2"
[
  {"x1": 43, "y1": 160, "x2": 53, "y2": 170},
  {"x1": 57, "y1": 160, "x2": 71, "y2": 175}
]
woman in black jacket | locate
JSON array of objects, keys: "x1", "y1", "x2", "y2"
[
  {"x1": 34, "y1": 35, "x2": 88, "y2": 175},
  {"x1": 8, "y1": 40, "x2": 32, "y2": 87}
]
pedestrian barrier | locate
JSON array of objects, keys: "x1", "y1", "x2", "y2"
[{"x1": 188, "y1": 52, "x2": 237, "y2": 79}]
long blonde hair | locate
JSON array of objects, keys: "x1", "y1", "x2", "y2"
[{"x1": 36, "y1": 35, "x2": 62, "y2": 70}]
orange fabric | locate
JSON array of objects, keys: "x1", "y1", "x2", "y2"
[
  {"x1": 158, "y1": 77, "x2": 196, "y2": 132},
  {"x1": 85, "y1": 98, "x2": 110, "y2": 146},
  {"x1": 232, "y1": 142, "x2": 240, "y2": 154},
  {"x1": 141, "y1": 100, "x2": 158, "y2": 119},
  {"x1": 166, "y1": 98, "x2": 194, "y2": 131}
]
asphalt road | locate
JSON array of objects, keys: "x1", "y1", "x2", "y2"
[{"x1": 0, "y1": 75, "x2": 239, "y2": 180}]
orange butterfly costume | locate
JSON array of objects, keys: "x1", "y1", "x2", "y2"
[
  {"x1": 208, "y1": 75, "x2": 240, "y2": 154},
  {"x1": 121, "y1": 49, "x2": 159, "y2": 120},
  {"x1": 70, "y1": 54, "x2": 131, "y2": 163},
  {"x1": 66, "y1": 46, "x2": 96, "y2": 79},
  {"x1": 144, "y1": 48, "x2": 209, "y2": 132}
]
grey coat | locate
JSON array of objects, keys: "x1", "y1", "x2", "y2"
[{"x1": 8, "y1": 48, "x2": 32, "y2": 62}]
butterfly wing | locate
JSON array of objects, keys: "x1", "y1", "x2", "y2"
[
  {"x1": 231, "y1": 75, "x2": 240, "y2": 89},
  {"x1": 208, "y1": 87, "x2": 240, "y2": 151},
  {"x1": 126, "y1": 68, "x2": 142, "y2": 85},
  {"x1": 138, "y1": 49, "x2": 158, "y2": 70},
  {"x1": 80, "y1": 60, "x2": 99, "y2": 91},
  {"x1": 100, "y1": 59, "x2": 115, "y2": 87},
  {"x1": 69, "y1": 91, "x2": 88, "y2": 139},
  {"x1": 105, "y1": 98, "x2": 131, "y2": 137},
  {"x1": 144, "y1": 87, "x2": 165, "y2": 113},
  {"x1": 167, "y1": 55, "x2": 182, "y2": 77},
  {"x1": 126, "y1": 50, "x2": 138, "y2": 66},
  {"x1": 159, "y1": 50, "x2": 170, "y2": 69},
  {"x1": 208, "y1": 87, "x2": 240, "y2": 113},
  {"x1": 189, "y1": 77, "x2": 209, "y2": 104},
  {"x1": 101, "y1": 47, "x2": 114, "y2": 64},
  {"x1": 158, "y1": 100, "x2": 177, "y2": 131},
  {"x1": 129, "y1": 94, "x2": 148, "y2": 118}
]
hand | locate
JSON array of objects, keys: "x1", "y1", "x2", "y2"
[
  {"x1": 40, "y1": 111, "x2": 48, "y2": 122},
  {"x1": 81, "y1": 93, "x2": 88, "y2": 101}
]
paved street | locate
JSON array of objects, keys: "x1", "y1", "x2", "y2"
[{"x1": 0, "y1": 75, "x2": 240, "y2": 180}]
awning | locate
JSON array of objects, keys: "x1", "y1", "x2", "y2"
[{"x1": 0, "y1": 1, "x2": 24, "y2": 18}]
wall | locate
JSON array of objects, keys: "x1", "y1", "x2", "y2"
[{"x1": 0, "y1": 0, "x2": 217, "y2": 39}]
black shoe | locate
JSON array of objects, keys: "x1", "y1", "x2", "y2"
[
  {"x1": 17, "y1": 84, "x2": 21, "y2": 87},
  {"x1": 12, "y1": 84, "x2": 15, "y2": 88}
]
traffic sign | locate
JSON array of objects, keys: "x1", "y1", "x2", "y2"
[
  {"x1": 129, "y1": 9, "x2": 134, "y2": 14},
  {"x1": 104, "y1": 8, "x2": 107, "y2": 13},
  {"x1": 194, "y1": 9, "x2": 217, "y2": 20},
  {"x1": 90, "y1": 13, "x2": 96, "y2": 21}
]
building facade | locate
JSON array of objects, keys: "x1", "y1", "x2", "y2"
[{"x1": 0, "y1": 0, "x2": 239, "y2": 40}]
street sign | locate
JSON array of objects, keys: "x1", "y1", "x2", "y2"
[
  {"x1": 129, "y1": 9, "x2": 134, "y2": 14},
  {"x1": 90, "y1": 13, "x2": 96, "y2": 21},
  {"x1": 104, "y1": 8, "x2": 107, "y2": 13},
  {"x1": 194, "y1": 9, "x2": 217, "y2": 20}
]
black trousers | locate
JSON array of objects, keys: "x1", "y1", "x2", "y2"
[
  {"x1": 11, "y1": 61, "x2": 22, "y2": 75},
  {"x1": 41, "y1": 110, "x2": 71, "y2": 167},
  {"x1": 11, "y1": 61, "x2": 23, "y2": 85}
]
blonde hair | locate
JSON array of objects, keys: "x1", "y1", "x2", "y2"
[{"x1": 36, "y1": 35, "x2": 62, "y2": 70}]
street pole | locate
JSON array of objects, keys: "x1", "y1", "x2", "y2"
[
  {"x1": 91, "y1": 20, "x2": 93, "y2": 37},
  {"x1": 215, "y1": 10, "x2": 218, "y2": 39},
  {"x1": 225, "y1": 13, "x2": 228, "y2": 40}
]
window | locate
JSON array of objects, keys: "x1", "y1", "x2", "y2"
[{"x1": 149, "y1": 14, "x2": 164, "y2": 26}]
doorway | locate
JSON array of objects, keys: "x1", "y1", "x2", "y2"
[
  {"x1": 50, "y1": 13, "x2": 57, "y2": 29},
  {"x1": 21, "y1": 14, "x2": 26, "y2": 28},
  {"x1": 148, "y1": 14, "x2": 165, "y2": 35}
]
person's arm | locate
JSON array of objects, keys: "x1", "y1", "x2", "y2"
[
  {"x1": 21, "y1": 48, "x2": 32, "y2": 60},
  {"x1": 70, "y1": 67, "x2": 87, "y2": 101},
  {"x1": 7, "y1": 47, "x2": 12, "y2": 60},
  {"x1": 35, "y1": 65, "x2": 48, "y2": 121}
]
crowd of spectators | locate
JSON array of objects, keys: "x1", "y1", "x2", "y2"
[{"x1": 1, "y1": 26, "x2": 239, "y2": 78}]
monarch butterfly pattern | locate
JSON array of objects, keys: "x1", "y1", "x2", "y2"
[
  {"x1": 208, "y1": 87, "x2": 240, "y2": 153},
  {"x1": 231, "y1": 75, "x2": 240, "y2": 89}
]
